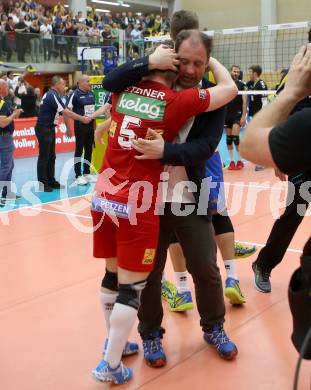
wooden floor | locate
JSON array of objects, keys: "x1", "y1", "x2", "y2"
[{"x1": 0, "y1": 163, "x2": 310, "y2": 390}]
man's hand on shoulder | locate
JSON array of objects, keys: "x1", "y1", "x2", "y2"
[{"x1": 149, "y1": 44, "x2": 179, "y2": 72}]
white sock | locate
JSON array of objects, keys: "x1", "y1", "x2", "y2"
[
  {"x1": 228, "y1": 148, "x2": 234, "y2": 162},
  {"x1": 236, "y1": 150, "x2": 240, "y2": 161},
  {"x1": 224, "y1": 259, "x2": 238, "y2": 280},
  {"x1": 99, "y1": 290, "x2": 118, "y2": 335},
  {"x1": 174, "y1": 271, "x2": 189, "y2": 293},
  {"x1": 105, "y1": 303, "x2": 137, "y2": 368}
]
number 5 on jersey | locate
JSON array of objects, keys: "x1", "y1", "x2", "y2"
[{"x1": 118, "y1": 115, "x2": 141, "y2": 149}]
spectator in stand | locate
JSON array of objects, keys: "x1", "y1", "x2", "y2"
[
  {"x1": 111, "y1": 22, "x2": 119, "y2": 50},
  {"x1": 162, "y1": 16, "x2": 170, "y2": 33},
  {"x1": 29, "y1": 18, "x2": 40, "y2": 63},
  {"x1": 64, "y1": 16, "x2": 77, "y2": 56},
  {"x1": 76, "y1": 11, "x2": 85, "y2": 24},
  {"x1": 9, "y1": 7, "x2": 19, "y2": 24},
  {"x1": 146, "y1": 13, "x2": 155, "y2": 35},
  {"x1": 55, "y1": 22, "x2": 69, "y2": 63},
  {"x1": 130, "y1": 23, "x2": 142, "y2": 40},
  {"x1": 85, "y1": 11, "x2": 94, "y2": 27},
  {"x1": 24, "y1": 14, "x2": 31, "y2": 28},
  {"x1": 125, "y1": 23, "x2": 133, "y2": 39},
  {"x1": 127, "y1": 11, "x2": 135, "y2": 25},
  {"x1": 102, "y1": 24, "x2": 112, "y2": 46},
  {"x1": 5, "y1": 16, "x2": 15, "y2": 61},
  {"x1": 40, "y1": 17, "x2": 53, "y2": 61},
  {"x1": 113, "y1": 12, "x2": 122, "y2": 26},
  {"x1": 77, "y1": 23, "x2": 89, "y2": 46},
  {"x1": 53, "y1": 2, "x2": 65, "y2": 16},
  {"x1": 154, "y1": 14, "x2": 162, "y2": 34},
  {"x1": 15, "y1": 15, "x2": 28, "y2": 62},
  {"x1": 0, "y1": 14, "x2": 8, "y2": 58},
  {"x1": 88, "y1": 21, "x2": 101, "y2": 46},
  {"x1": 121, "y1": 11, "x2": 128, "y2": 29}
]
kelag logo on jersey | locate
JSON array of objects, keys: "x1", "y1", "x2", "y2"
[{"x1": 116, "y1": 92, "x2": 166, "y2": 121}]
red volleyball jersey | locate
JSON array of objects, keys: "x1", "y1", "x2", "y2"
[{"x1": 96, "y1": 80, "x2": 210, "y2": 204}]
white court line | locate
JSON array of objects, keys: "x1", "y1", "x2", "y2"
[
  {"x1": 0, "y1": 192, "x2": 92, "y2": 214},
  {"x1": 224, "y1": 182, "x2": 286, "y2": 190},
  {"x1": 238, "y1": 241, "x2": 302, "y2": 254},
  {"x1": 0, "y1": 181, "x2": 283, "y2": 215},
  {"x1": 32, "y1": 207, "x2": 304, "y2": 255},
  {"x1": 31, "y1": 207, "x2": 92, "y2": 219}
]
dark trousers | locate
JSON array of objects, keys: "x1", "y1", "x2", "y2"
[
  {"x1": 35, "y1": 125, "x2": 56, "y2": 185},
  {"x1": 16, "y1": 36, "x2": 25, "y2": 62},
  {"x1": 59, "y1": 45, "x2": 69, "y2": 63},
  {"x1": 43, "y1": 39, "x2": 52, "y2": 61},
  {"x1": 138, "y1": 203, "x2": 225, "y2": 335},
  {"x1": 255, "y1": 172, "x2": 310, "y2": 273},
  {"x1": 0, "y1": 134, "x2": 14, "y2": 198},
  {"x1": 74, "y1": 124, "x2": 94, "y2": 178}
]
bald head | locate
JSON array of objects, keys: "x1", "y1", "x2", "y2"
[
  {"x1": 0, "y1": 79, "x2": 9, "y2": 97},
  {"x1": 78, "y1": 75, "x2": 91, "y2": 92}
]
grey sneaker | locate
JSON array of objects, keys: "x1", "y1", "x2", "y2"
[{"x1": 252, "y1": 262, "x2": 271, "y2": 293}]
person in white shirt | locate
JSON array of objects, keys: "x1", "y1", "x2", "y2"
[{"x1": 40, "y1": 18, "x2": 52, "y2": 61}]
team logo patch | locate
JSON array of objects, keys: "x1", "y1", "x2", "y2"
[
  {"x1": 142, "y1": 248, "x2": 156, "y2": 265},
  {"x1": 91, "y1": 196, "x2": 131, "y2": 219},
  {"x1": 116, "y1": 92, "x2": 166, "y2": 121},
  {"x1": 109, "y1": 120, "x2": 117, "y2": 138},
  {"x1": 199, "y1": 89, "x2": 208, "y2": 100}
]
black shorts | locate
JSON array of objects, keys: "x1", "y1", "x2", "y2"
[{"x1": 225, "y1": 112, "x2": 242, "y2": 128}]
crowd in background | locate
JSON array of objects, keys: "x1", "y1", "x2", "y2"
[{"x1": 0, "y1": 0, "x2": 171, "y2": 63}]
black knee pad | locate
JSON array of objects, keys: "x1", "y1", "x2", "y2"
[
  {"x1": 101, "y1": 270, "x2": 118, "y2": 292},
  {"x1": 226, "y1": 135, "x2": 234, "y2": 145},
  {"x1": 232, "y1": 135, "x2": 240, "y2": 146},
  {"x1": 116, "y1": 280, "x2": 147, "y2": 310},
  {"x1": 212, "y1": 213, "x2": 234, "y2": 236}
]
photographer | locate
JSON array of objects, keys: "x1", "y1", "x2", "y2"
[
  {"x1": 14, "y1": 84, "x2": 37, "y2": 117},
  {"x1": 240, "y1": 44, "x2": 311, "y2": 359}
]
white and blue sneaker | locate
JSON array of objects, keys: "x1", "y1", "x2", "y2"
[
  {"x1": 102, "y1": 339, "x2": 139, "y2": 357},
  {"x1": 92, "y1": 360, "x2": 133, "y2": 384}
]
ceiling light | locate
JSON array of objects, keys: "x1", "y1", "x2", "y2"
[
  {"x1": 95, "y1": 8, "x2": 111, "y2": 12},
  {"x1": 92, "y1": 0, "x2": 130, "y2": 7}
]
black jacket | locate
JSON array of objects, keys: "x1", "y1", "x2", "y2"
[{"x1": 102, "y1": 57, "x2": 225, "y2": 211}]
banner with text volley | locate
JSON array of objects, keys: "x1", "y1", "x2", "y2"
[{"x1": 13, "y1": 117, "x2": 75, "y2": 158}]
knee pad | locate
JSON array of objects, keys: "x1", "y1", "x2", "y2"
[
  {"x1": 116, "y1": 280, "x2": 147, "y2": 310},
  {"x1": 212, "y1": 214, "x2": 234, "y2": 236},
  {"x1": 101, "y1": 270, "x2": 118, "y2": 292},
  {"x1": 232, "y1": 135, "x2": 240, "y2": 146},
  {"x1": 226, "y1": 135, "x2": 234, "y2": 146}
]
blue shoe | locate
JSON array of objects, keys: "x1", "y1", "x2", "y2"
[
  {"x1": 255, "y1": 165, "x2": 265, "y2": 171},
  {"x1": 162, "y1": 280, "x2": 194, "y2": 312},
  {"x1": 203, "y1": 323, "x2": 238, "y2": 360},
  {"x1": 224, "y1": 277, "x2": 246, "y2": 305},
  {"x1": 103, "y1": 339, "x2": 139, "y2": 357},
  {"x1": 234, "y1": 241, "x2": 257, "y2": 259},
  {"x1": 171, "y1": 290, "x2": 194, "y2": 312},
  {"x1": 92, "y1": 360, "x2": 133, "y2": 384},
  {"x1": 141, "y1": 330, "x2": 167, "y2": 367}
]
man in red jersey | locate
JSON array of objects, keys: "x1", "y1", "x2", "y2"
[{"x1": 91, "y1": 31, "x2": 237, "y2": 385}]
